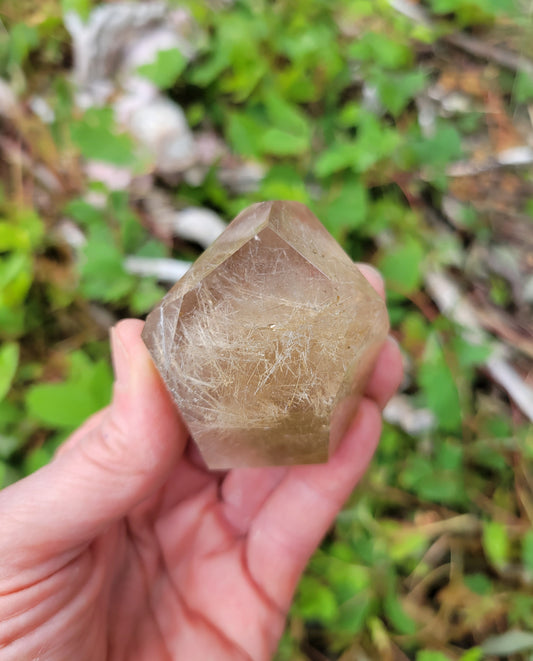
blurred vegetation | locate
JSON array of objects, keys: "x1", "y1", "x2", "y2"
[{"x1": 1, "y1": 0, "x2": 533, "y2": 658}]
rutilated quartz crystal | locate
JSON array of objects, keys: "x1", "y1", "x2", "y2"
[{"x1": 142, "y1": 201, "x2": 389, "y2": 469}]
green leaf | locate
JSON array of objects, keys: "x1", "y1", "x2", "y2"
[
  {"x1": 227, "y1": 112, "x2": 264, "y2": 158},
  {"x1": 336, "y1": 591, "x2": 374, "y2": 633},
  {"x1": 64, "y1": 198, "x2": 105, "y2": 227},
  {"x1": 23, "y1": 445, "x2": 54, "y2": 475},
  {"x1": 322, "y1": 558, "x2": 371, "y2": 602},
  {"x1": 294, "y1": 576, "x2": 338, "y2": 624},
  {"x1": 436, "y1": 442, "x2": 463, "y2": 471},
  {"x1": 0, "y1": 459, "x2": 20, "y2": 487},
  {"x1": 0, "y1": 210, "x2": 43, "y2": 256},
  {"x1": 264, "y1": 93, "x2": 310, "y2": 138},
  {"x1": 130, "y1": 279, "x2": 166, "y2": 315},
  {"x1": 522, "y1": 530, "x2": 533, "y2": 574},
  {"x1": 0, "y1": 306, "x2": 25, "y2": 338},
  {"x1": 388, "y1": 529, "x2": 429, "y2": 563},
  {"x1": 482, "y1": 520, "x2": 510, "y2": 569},
  {"x1": 452, "y1": 336, "x2": 492, "y2": 368},
  {"x1": 0, "y1": 223, "x2": 30, "y2": 252},
  {"x1": 351, "y1": 113, "x2": 400, "y2": 172},
  {"x1": 349, "y1": 32, "x2": 412, "y2": 70},
  {"x1": 189, "y1": 47, "x2": 228, "y2": 87},
  {"x1": 26, "y1": 351, "x2": 113, "y2": 430},
  {"x1": 80, "y1": 225, "x2": 135, "y2": 302},
  {"x1": 322, "y1": 177, "x2": 368, "y2": 239},
  {"x1": 259, "y1": 165, "x2": 310, "y2": 203},
  {"x1": 315, "y1": 142, "x2": 357, "y2": 178},
  {"x1": 0, "y1": 433, "x2": 21, "y2": 460},
  {"x1": 400, "y1": 450, "x2": 467, "y2": 506},
  {"x1": 110, "y1": 191, "x2": 146, "y2": 253},
  {"x1": 61, "y1": 0, "x2": 91, "y2": 21},
  {"x1": 0, "y1": 342, "x2": 19, "y2": 401},
  {"x1": 419, "y1": 334, "x2": 462, "y2": 433},
  {"x1": 509, "y1": 594, "x2": 533, "y2": 628},
  {"x1": 379, "y1": 237, "x2": 425, "y2": 294},
  {"x1": 459, "y1": 648, "x2": 483, "y2": 661},
  {"x1": 430, "y1": 0, "x2": 516, "y2": 20},
  {"x1": 259, "y1": 128, "x2": 309, "y2": 156},
  {"x1": 384, "y1": 591, "x2": 417, "y2": 635},
  {"x1": 410, "y1": 124, "x2": 463, "y2": 170},
  {"x1": 464, "y1": 573, "x2": 493, "y2": 596},
  {"x1": 417, "y1": 652, "x2": 452, "y2": 661},
  {"x1": 8, "y1": 24, "x2": 39, "y2": 68},
  {"x1": 0, "y1": 253, "x2": 33, "y2": 308},
  {"x1": 70, "y1": 107, "x2": 136, "y2": 166},
  {"x1": 514, "y1": 70, "x2": 533, "y2": 104},
  {"x1": 373, "y1": 70, "x2": 427, "y2": 117},
  {"x1": 137, "y1": 49, "x2": 187, "y2": 89}
]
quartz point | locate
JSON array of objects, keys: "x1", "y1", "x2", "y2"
[{"x1": 142, "y1": 201, "x2": 389, "y2": 469}]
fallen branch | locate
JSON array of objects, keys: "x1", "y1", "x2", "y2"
[
  {"x1": 383, "y1": 394, "x2": 436, "y2": 435},
  {"x1": 389, "y1": 0, "x2": 533, "y2": 75},
  {"x1": 446, "y1": 30, "x2": 533, "y2": 77},
  {"x1": 447, "y1": 146, "x2": 533, "y2": 177},
  {"x1": 425, "y1": 270, "x2": 533, "y2": 422},
  {"x1": 124, "y1": 256, "x2": 191, "y2": 283},
  {"x1": 144, "y1": 190, "x2": 226, "y2": 248}
]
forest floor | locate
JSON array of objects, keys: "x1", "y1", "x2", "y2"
[{"x1": 0, "y1": 1, "x2": 532, "y2": 659}]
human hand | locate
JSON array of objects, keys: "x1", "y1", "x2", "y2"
[{"x1": 0, "y1": 265, "x2": 402, "y2": 661}]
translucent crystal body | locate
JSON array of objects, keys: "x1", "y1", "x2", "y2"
[{"x1": 142, "y1": 201, "x2": 388, "y2": 468}]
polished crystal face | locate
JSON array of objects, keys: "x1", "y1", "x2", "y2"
[{"x1": 142, "y1": 201, "x2": 389, "y2": 469}]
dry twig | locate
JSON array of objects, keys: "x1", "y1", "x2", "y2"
[{"x1": 425, "y1": 270, "x2": 533, "y2": 422}]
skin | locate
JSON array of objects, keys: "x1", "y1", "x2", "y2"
[{"x1": 0, "y1": 266, "x2": 402, "y2": 661}]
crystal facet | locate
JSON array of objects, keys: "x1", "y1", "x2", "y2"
[{"x1": 142, "y1": 201, "x2": 389, "y2": 469}]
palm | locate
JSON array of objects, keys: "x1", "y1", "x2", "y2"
[
  {"x1": 102, "y1": 453, "x2": 288, "y2": 661},
  {"x1": 51, "y1": 429, "x2": 378, "y2": 661}
]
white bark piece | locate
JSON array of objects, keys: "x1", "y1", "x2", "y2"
[
  {"x1": 124, "y1": 256, "x2": 191, "y2": 283},
  {"x1": 425, "y1": 270, "x2": 533, "y2": 422}
]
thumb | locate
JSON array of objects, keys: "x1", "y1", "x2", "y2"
[{"x1": 0, "y1": 319, "x2": 187, "y2": 567}]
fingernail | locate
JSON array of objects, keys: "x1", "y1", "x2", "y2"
[
  {"x1": 355, "y1": 262, "x2": 379, "y2": 274},
  {"x1": 355, "y1": 263, "x2": 385, "y2": 299},
  {"x1": 110, "y1": 325, "x2": 130, "y2": 387}
]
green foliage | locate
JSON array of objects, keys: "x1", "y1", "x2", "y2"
[
  {"x1": 349, "y1": 32, "x2": 413, "y2": 70},
  {"x1": 373, "y1": 69, "x2": 427, "y2": 117},
  {"x1": 5, "y1": 23, "x2": 39, "y2": 70},
  {"x1": 66, "y1": 192, "x2": 168, "y2": 311},
  {"x1": 429, "y1": 0, "x2": 516, "y2": 23},
  {"x1": 0, "y1": 342, "x2": 19, "y2": 401},
  {"x1": 319, "y1": 176, "x2": 368, "y2": 239},
  {"x1": 521, "y1": 530, "x2": 533, "y2": 576},
  {"x1": 0, "y1": 207, "x2": 44, "y2": 337},
  {"x1": 513, "y1": 71, "x2": 533, "y2": 103},
  {"x1": 464, "y1": 573, "x2": 493, "y2": 596},
  {"x1": 81, "y1": 224, "x2": 136, "y2": 302},
  {"x1": 379, "y1": 237, "x2": 425, "y2": 294},
  {"x1": 70, "y1": 108, "x2": 137, "y2": 167},
  {"x1": 3, "y1": 0, "x2": 533, "y2": 658},
  {"x1": 61, "y1": 0, "x2": 91, "y2": 21},
  {"x1": 459, "y1": 648, "x2": 483, "y2": 661},
  {"x1": 417, "y1": 651, "x2": 452, "y2": 661},
  {"x1": 400, "y1": 449, "x2": 467, "y2": 506},
  {"x1": 26, "y1": 351, "x2": 112, "y2": 430},
  {"x1": 419, "y1": 334, "x2": 462, "y2": 433},
  {"x1": 137, "y1": 49, "x2": 187, "y2": 89},
  {"x1": 383, "y1": 590, "x2": 417, "y2": 635},
  {"x1": 482, "y1": 520, "x2": 510, "y2": 569},
  {"x1": 404, "y1": 123, "x2": 463, "y2": 176},
  {"x1": 293, "y1": 576, "x2": 338, "y2": 624}
]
